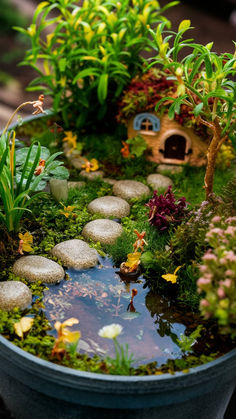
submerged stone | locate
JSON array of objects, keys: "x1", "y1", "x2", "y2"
[
  {"x1": 147, "y1": 174, "x2": 173, "y2": 190},
  {"x1": 51, "y1": 239, "x2": 98, "y2": 269},
  {"x1": 13, "y1": 256, "x2": 64, "y2": 284},
  {"x1": 88, "y1": 196, "x2": 130, "y2": 218},
  {"x1": 82, "y1": 219, "x2": 123, "y2": 244},
  {"x1": 80, "y1": 170, "x2": 104, "y2": 180},
  {"x1": 0, "y1": 281, "x2": 32, "y2": 311},
  {"x1": 113, "y1": 180, "x2": 150, "y2": 202}
]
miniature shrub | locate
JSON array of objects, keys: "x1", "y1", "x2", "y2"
[
  {"x1": 148, "y1": 20, "x2": 236, "y2": 199},
  {"x1": 146, "y1": 186, "x2": 188, "y2": 232},
  {"x1": 197, "y1": 216, "x2": 236, "y2": 336},
  {"x1": 17, "y1": 0, "x2": 177, "y2": 130}
]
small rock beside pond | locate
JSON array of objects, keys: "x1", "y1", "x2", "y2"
[
  {"x1": 82, "y1": 219, "x2": 123, "y2": 244},
  {"x1": 51, "y1": 239, "x2": 98, "y2": 269},
  {"x1": 0, "y1": 281, "x2": 32, "y2": 311},
  {"x1": 88, "y1": 196, "x2": 130, "y2": 218},
  {"x1": 13, "y1": 256, "x2": 65, "y2": 284},
  {"x1": 147, "y1": 174, "x2": 173, "y2": 190},
  {"x1": 80, "y1": 170, "x2": 104, "y2": 180},
  {"x1": 113, "y1": 180, "x2": 150, "y2": 202}
]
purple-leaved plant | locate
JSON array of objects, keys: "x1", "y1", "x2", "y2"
[{"x1": 146, "y1": 186, "x2": 188, "y2": 232}]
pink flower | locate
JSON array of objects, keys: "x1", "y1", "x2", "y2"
[
  {"x1": 225, "y1": 270, "x2": 234, "y2": 277},
  {"x1": 225, "y1": 251, "x2": 236, "y2": 262},
  {"x1": 217, "y1": 287, "x2": 225, "y2": 299},
  {"x1": 203, "y1": 252, "x2": 217, "y2": 261},
  {"x1": 225, "y1": 226, "x2": 236, "y2": 236},
  {"x1": 209, "y1": 228, "x2": 224, "y2": 235},
  {"x1": 197, "y1": 277, "x2": 211, "y2": 287},
  {"x1": 200, "y1": 299, "x2": 210, "y2": 307},
  {"x1": 221, "y1": 279, "x2": 232, "y2": 288},
  {"x1": 211, "y1": 216, "x2": 221, "y2": 223},
  {"x1": 199, "y1": 265, "x2": 208, "y2": 273},
  {"x1": 226, "y1": 217, "x2": 236, "y2": 224}
]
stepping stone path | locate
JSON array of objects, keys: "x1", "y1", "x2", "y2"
[
  {"x1": 13, "y1": 256, "x2": 65, "y2": 284},
  {"x1": 70, "y1": 157, "x2": 85, "y2": 170},
  {"x1": 147, "y1": 174, "x2": 173, "y2": 191},
  {"x1": 157, "y1": 164, "x2": 184, "y2": 174},
  {"x1": 51, "y1": 239, "x2": 98, "y2": 269},
  {"x1": 88, "y1": 196, "x2": 130, "y2": 218},
  {"x1": 0, "y1": 281, "x2": 32, "y2": 311},
  {"x1": 113, "y1": 180, "x2": 150, "y2": 202},
  {"x1": 80, "y1": 170, "x2": 104, "y2": 180},
  {"x1": 68, "y1": 181, "x2": 85, "y2": 189},
  {"x1": 103, "y1": 178, "x2": 117, "y2": 185},
  {"x1": 82, "y1": 219, "x2": 123, "y2": 245}
]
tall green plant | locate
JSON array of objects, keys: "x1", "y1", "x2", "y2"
[
  {"x1": 16, "y1": 0, "x2": 177, "y2": 129},
  {"x1": 0, "y1": 99, "x2": 69, "y2": 232},
  {"x1": 148, "y1": 21, "x2": 236, "y2": 199},
  {"x1": 0, "y1": 132, "x2": 44, "y2": 232}
]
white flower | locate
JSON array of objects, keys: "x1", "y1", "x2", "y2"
[{"x1": 98, "y1": 324, "x2": 123, "y2": 339}]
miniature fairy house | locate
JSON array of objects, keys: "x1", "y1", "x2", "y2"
[{"x1": 117, "y1": 70, "x2": 208, "y2": 166}]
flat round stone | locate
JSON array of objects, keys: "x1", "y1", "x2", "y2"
[
  {"x1": 112, "y1": 180, "x2": 150, "y2": 202},
  {"x1": 147, "y1": 174, "x2": 173, "y2": 190},
  {"x1": 157, "y1": 164, "x2": 183, "y2": 174},
  {"x1": 88, "y1": 196, "x2": 130, "y2": 218},
  {"x1": 51, "y1": 239, "x2": 98, "y2": 269},
  {"x1": 0, "y1": 281, "x2": 32, "y2": 311},
  {"x1": 68, "y1": 181, "x2": 85, "y2": 189},
  {"x1": 82, "y1": 219, "x2": 123, "y2": 245},
  {"x1": 80, "y1": 170, "x2": 104, "y2": 180},
  {"x1": 70, "y1": 157, "x2": 85, "y2": 170},
  {"x1": 103, "y1": 178, "x2": 118, "y2": 185},
  {"x1": 13, "y1": 256, "x2": 65, "y2": 284}
]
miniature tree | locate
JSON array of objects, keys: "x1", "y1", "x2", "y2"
[{"x1": 149, "y1": 20, "x2": 236, "y2": 199}]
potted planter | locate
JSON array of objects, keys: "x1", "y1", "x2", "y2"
[{"x1": 0, "y1": 335, "x2": 235, "y2": 419}]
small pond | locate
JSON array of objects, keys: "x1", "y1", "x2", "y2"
[{"x1": 43, "y1": 257, "x2": 201, "y2": 366}]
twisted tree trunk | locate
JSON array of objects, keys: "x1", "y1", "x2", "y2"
[{"x1": 199, "y1": 117, "x2": 227, "y2": 200}]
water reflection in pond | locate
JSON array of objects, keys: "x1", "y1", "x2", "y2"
[{"x1": 43, "y1": 257, "x2": 199, "y2": 366}]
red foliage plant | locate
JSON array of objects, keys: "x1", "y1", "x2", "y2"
[{"x1": 146, "y1": 186, "x2": 188, "y2": 232}]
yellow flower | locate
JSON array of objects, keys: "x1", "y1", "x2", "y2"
[
  {"x1": 54, "y1": 318, "x2": 80, "y2": 345},
  {"x1": 60, "y1": 205, "x2": 76, "y2": 218},
  {"x1": 82, "y1": 158, "x2": 99, "y2": 172},
  {"x1": 124, "y1": 252, "x2": 141, "y2": 271},
  {"x1": 18, "y1": 232, "x2": 33, "y2": 254},
  {"x1": 14, "y1": 317, "x2": 34, "y2": 339},
  {"x1": 98, "y1": 324, "x2": 123, "y2": 339},
  {"x1": 63, "y1": 131, "x2": 77, "y2": 149},
  {"x1": 162, "y1": 266, "x2": 182, "y2": 284}
]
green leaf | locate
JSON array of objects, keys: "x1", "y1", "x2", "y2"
[
  {"x1": 203, "y1": 54, "x2": 213, "y2": 79},
  {"x1": 97, "y1": 73, "x2": 108, "y2": 104},
  {"x1": 73, "y1": 68, "x2": 100, "y2": 83},
  {"x1": 49, "y1": 166, "x2": 69, "y2": 179},
  {"x1": 126, "y1": 135, "x2": 147, "y2": 158},
  {"x1": 193, "y1": 102, "x2": 204, "y2": 117},
  {"x1": 58, "y1": 58, "x2": 67, "y2": 72},
  {"x1": 178, "y1": 19, "x2": 191, "y2": 32}
]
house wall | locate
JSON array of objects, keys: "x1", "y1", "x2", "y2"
[{"x1": 127, "y1": 113, "x2": 208, "y2": 167}]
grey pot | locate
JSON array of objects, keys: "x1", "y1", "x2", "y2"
[{"x1": 0, "y1": 335, "x2": 235, "y2": 419}]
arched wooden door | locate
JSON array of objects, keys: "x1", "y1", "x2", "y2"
[{"x1": 164, "y1": 135, "x2": 186, "y2": 160}]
